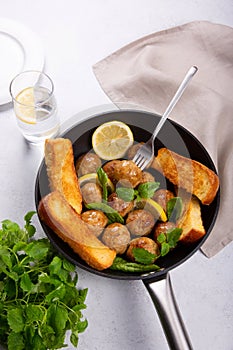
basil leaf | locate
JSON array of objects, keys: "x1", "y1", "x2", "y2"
[
  {"x1": 132, "y1": 247, "x2": 157, "y2": 265},
  {"x1": 116, "y1": 187, "x2": 135, "y2": 202},
  {"x1": 86, "y1": 202, "x2": 124, "y2": 224},
  {"x1": 167, "y1": 197, "x2": 183, "y2": 222},
  {"x1": 137, "y1": 182, "x2": 160, "y2": 199}
]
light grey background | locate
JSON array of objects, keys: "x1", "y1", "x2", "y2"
[{"x1": 0, "y1": 1, "x2": 233, "y2": 350}]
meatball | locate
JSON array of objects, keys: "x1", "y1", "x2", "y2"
[
  {"x1": 108, "y1": 192, "x2": 134, "y2": 217},
  {"x1": 81, "y1": 182, "x2": 102, "y2": 205},
  {"x1": 81, "y1": 210, "x2": 108, "y2": 237},
  {"x1": 126, "y1": 209, "x2": 154, "y2": 236},
  {"x1": 127, "y1": 142, "x2": 144, "y2": 159},
  {"x1": 102, "y1": 223, "x2": 131, "y2": 254},
  {"x1": 152, "y1": 189, "x2": 174, "y2": 212},
  {"x1": 141, "y1": 171, "x2": 155, "y2": 184},
  {"x1": 76, "y1": 152, "x2": 101, "y2": 176},
  {"x1": 153, "y1": 222, "x2": 177, "y2": 241},
  {"x1": 103, "y1": 160, "x2": 142, "y2": 188},
  {"x1": 126, "y1": 237, "x2": 160, "y2": 263}
]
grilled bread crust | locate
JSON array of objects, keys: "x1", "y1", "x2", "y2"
[
  {"x1": 176, "y1": 189, "x2": 206, "y2": 243},
  {"x1": 38, "y1": 191, "x2": 116, "y2": 270},
  {"x1": 44, "y1": 138, "x2": 82, "y2": 214},
  {"x1": 151, "y1": 148, "x2": 219, "y2": 205}
]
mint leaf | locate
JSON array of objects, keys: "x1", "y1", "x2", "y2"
[
  {"x1": 167, "y1": 197, "x2": 183, "y2": 222},
  {"x1": 132, "y1": 247, "x2": 157, "y2": 265},
  {"x1": 24, "y1": 211, "x2": 36, "y2": 238},
  {"x1": 110, "y1": 257, "x2": 160, "y2": 273},
  {"x1": 7, "y1": 308, "x2": 25, "y2": 333},
  {"x1": 97, "y1": 167, "x2": 109, "y2": 201},
  {"x1": 161, "y1": 242, "x2": 170, "y2": 256},
  {"x1": 24, "y1": 239, "x2": 50, "y2": 260},
  {"x1": 8, "y1": 331, "x2": 25, "y2": 350},
  {"x1": 157, "y1": 233, "x2": 166, "y2": 244},
  {"x1": 86, "y1": 202, "x2": 124, "y2": 224},
  {"x1": 138, "y1": 182, "x2": 160, "y2": 199},
  {"x1": 116, "y1": 187, "x2": 135, "y2": 202},
  {"x1": 167, "y1": 228, "x2": 182, "y2": 248},
  {"x1": 20, "y1": 273, "x2": 35, "y2": 292}
]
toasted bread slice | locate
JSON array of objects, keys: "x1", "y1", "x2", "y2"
[
  {"x1": 177, "y1": 189, "x2": 206, "y2": 243},
  {"x1": 44, "y1": 138, "x2": 82, "y2": 214},
  {"x1": 151, "y1": 148, "x2": 219, "y2": 205},
  {"x1": 38, "y1": 191, "x2": 116, "y2": 270}
]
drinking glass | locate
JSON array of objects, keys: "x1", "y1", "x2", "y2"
[{"x1": 10, "y1": 70, "x2": 59, "y2": 144}]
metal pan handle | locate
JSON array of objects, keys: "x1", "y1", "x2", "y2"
[{"x1": 143, "y1": 273, "x2": 193, "y2": 350}]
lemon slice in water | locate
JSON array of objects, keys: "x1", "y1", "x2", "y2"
[
  {"x1": 92, "y1": 121, "x2": 134, "y2": 160},
  {"x1": 15, "y1": 87, "x2": 36, "y2": 124}
]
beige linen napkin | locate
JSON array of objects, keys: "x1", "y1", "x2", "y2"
[{"x1": 93, "y1": 21, "x2": 233, "y2": 257}]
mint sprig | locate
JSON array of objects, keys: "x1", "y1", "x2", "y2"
[
  {"x1": 0, "y1": 212, "x2": 88, "y2": 350},
  {"x1": 157, "y1": 227, "x2": 182, "y2": 256},
  {"x1": 116, "y1": 181, "x2": 160, "y2": 202}
]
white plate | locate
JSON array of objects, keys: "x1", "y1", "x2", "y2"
[{"x1": 0, "y1": 18, "x2": 44, "y2": 106}]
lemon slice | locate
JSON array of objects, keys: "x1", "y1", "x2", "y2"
[
  {"x1": 79, "y1": 173, "x2": 115, "y2": 192},
  {"x1": 15, "y1": 87, "x2": 36, "y2": 124},
  {"x1": 92, "y1": 121, "x2": 134, "y2": 160},
  {"x1": 136, "y1": 198, "x2": 167, "y2": 222}
]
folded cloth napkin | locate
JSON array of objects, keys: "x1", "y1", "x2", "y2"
[{"x1": 93, "y1": 20, "x2": 233, "y2": 257}]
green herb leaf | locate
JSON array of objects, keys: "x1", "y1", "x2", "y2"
[
  {"x1": 138, "y1": 181, "x2": 160, "y2": 199},
  {"x1": 7, "y1": 308, "x2": 25, "y2": 333},
  {"x1": 86, "y1": 202, "x2": 124, "y2": 224},
  {"x1": 167, "y1": 228, "x2": 182, "y2": 248},
  {"x1": 0, "y1": 214, "x2": 88, "y2": 349},
  {"x1": 157, "y1": 227, "x2": 182, "y2": 256},
  {"x1": 7, "y1": 331, "x2": 25, "y2": 350},
  {"x1": 116, "y1": 187, "x2": 135, "y2": 202},
  {"x1": 160, "y1": 242, "x2": 170, "y2": 256},
  {"x1": 167, "y1": 197, "x2": 183, "y2": 222},
  {"x1": 97, "y1": 167, "x2": 109, "y2": 201},
  {"x1": 110, "y1": 257, "x2": 160, "y2": 273},
  {"x1": 20, "y1": 273, "x2": 35, "y2": 293},
  {"x1": 24, "y1": 239, "x2": 50, "y2": 260},
  {"x1": 132, "y1": 247, "x2": 157, "y2": 265}
]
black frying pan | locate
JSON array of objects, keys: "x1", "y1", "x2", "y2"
[{"x1": 35, "y1": 109, "x2": 220, "y2": 350}]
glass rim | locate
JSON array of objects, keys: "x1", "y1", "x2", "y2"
[{"x1": 9, "y1": 70, "x2": 55, "y2": 107}]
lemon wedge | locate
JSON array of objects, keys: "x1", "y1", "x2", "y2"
[
  {"x1": 92, "y1": 121, "x2": 134, "y2": 160},
  {"x1": 15, "y1": 87, "x2": 36, "y2": 124},
  {"x1": 136, "y1": 198, "x2": 167, "y2": 222},
  {"x1": 79, "y1": 173, "x2": 115, "y2": 193}
]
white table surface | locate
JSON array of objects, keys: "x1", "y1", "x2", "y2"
[{"x1": 0, "y1": 1, "x2": 233, "y2": 350}]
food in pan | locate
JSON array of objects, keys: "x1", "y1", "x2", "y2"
[
  {"x1": 39, "y1": 122, "x2": 219, "y2": 272},
  {"x1": 44, "y1": 138, "x2": 82, "y2": 214}
]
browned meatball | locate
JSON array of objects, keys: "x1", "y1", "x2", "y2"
[
  {"x1": 126, "y1": 237, "x2": 160, "y2": 263},
  {"x1": 81, "y1": 210, "x2": 108, "y2": 237},
  {"x1": 140, "y1": 171, "x2": 155, "y2": 184},
  {"x1": 102, "y1": 223, "x2": 131, "y2": 254},
  {"x1": 81, "y1": 182, "x2": 102, "y2": 205},
  {"x1": 126, "y1": 209, "x2": 154, "y2": 236},
  {"x1": 152, "y1": 189, "x2": 174, "y2": 212},
  {"x1": 103, "y1": 160, "x2": 142, "y2": 188},
  {"x1": 127, "y1": 142, "x2": 144, "y2": 159},
  {"x1": 76, "y1": 152, "x2": 102, "y2": 176},
  {"x1": 153, "y1": 221, "x2": 177, "y2": 241},
  {"x1": 108, "y1": 192, "x2": 134, "y2": 217}
]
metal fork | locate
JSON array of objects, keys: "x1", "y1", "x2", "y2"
[{"x1": 133, "y1": 66, "x2": 198, "y2": 170}]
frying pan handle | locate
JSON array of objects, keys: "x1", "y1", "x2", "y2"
[{"x1": 143, "y1": 273, "x2": 193, "y2": 350}]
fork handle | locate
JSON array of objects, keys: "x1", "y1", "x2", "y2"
[{"x1": 151, "y1": 66, "x2": 198, "y2": 143}]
